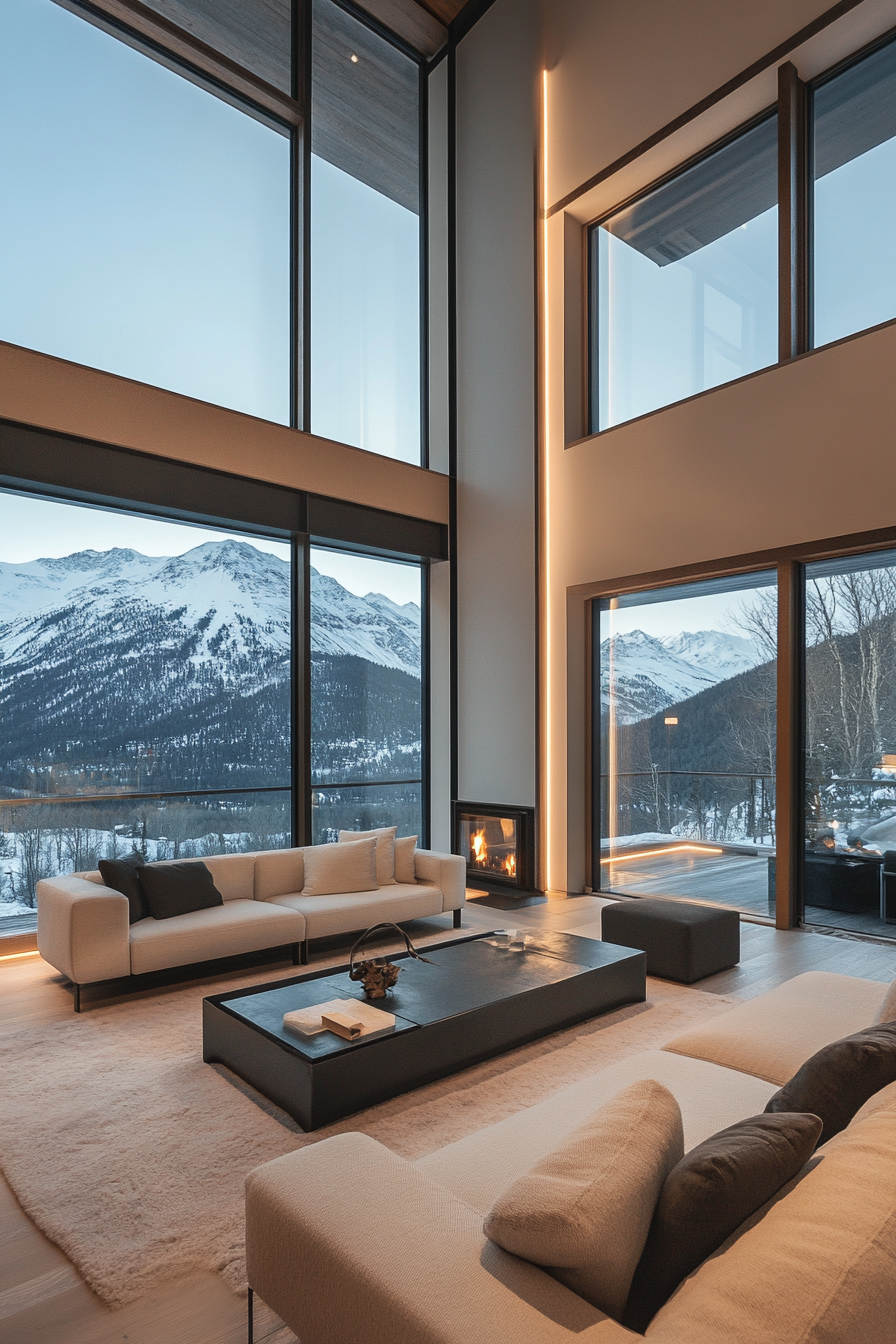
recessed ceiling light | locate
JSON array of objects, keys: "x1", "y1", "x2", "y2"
[{"x1": 350, "y1": 53, "x2": 359, "y2": 63}]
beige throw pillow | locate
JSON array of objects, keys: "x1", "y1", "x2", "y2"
[
  {"x1": 302, "y1": 838, "x2": 377, "y2": 897},
  {"x1": 338, "y1": 826, "x2": 396, "y2": 885},
  {"x1": 483, "y1": 1080, "x2": 683, "y2": 1321},
  {"x1": 874, "y1": 976, "x2": 896, "y2": 1024},
  {"x1": 394, "y1": 835, "x2": 418, "y2": 884}
]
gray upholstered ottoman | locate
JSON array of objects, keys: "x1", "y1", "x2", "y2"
[{"x1": 600, "y1": 898, "x2": 740, "y2": 983}]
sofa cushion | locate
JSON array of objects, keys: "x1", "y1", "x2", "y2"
[
  {"x1": 255, "y1": 848, "x2": 305, "y2": 902},
  {"x1": 128, "y1": 899, "x2": 304, "y2": 974},
  {"x1": 662, "y1": 971, "x2": 889, "y2": 1084},
  {"x1": 415, "y1": 1051, "x2": 778, "y2": 1215},
  {"x1": 98, "y1": 851, "x2": 148, "y2": 924},
  {"x1": 642, "y1": 1103, "x2": 896, "y2": 1344},
  {"x1": 338, "y1": 827, "x2": 397, "y2": 885},
  {"x1": 394, "y1": 835, "x2": 418, "y2": 885},
  {"x1": 483, "y1": 1080, "x2": 683, "y2": 1320},
  {"x1": 269, "y1": 883, "x2": 442, "y2": 940},
  {"x1": 138, "y1": 861, "x2": 224, "y2": 921},
  {"x1": 764, "y1": 1022, "x2": 896, "y2": 1143},
  {"x1": 302, "y1": 839, "x2": 378, "y2": 897},
  {"x1": 623, "y1": 1112, "x2": 822, "y2": 1332},
  {"x1": 138, "y1": 852, "x2": 256, "y2": 903},
  {"x1": 874, "y1": 974, "x2": 896, "y2": 1023}
]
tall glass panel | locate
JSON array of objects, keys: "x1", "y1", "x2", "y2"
[
  {"x1": 596, "y1": 572, "x2": 777, "y2": 914},
  {"x1": 813, "y1": 37, "x2": 896, "y2": 347},
  {"x1": 0, "y1": 0, "x2": 290, "y2": 422},
  {"x1": 310, "y1": 548, "x2": 422, "y2": 842},
  {"x1": 804, "y1": 550, "x2": 896, "y2": 936},
  {"x1": 591, "y1": 117, "x2": 778, "y2": 431},
  {"x1": 0, "y1": 490, "x2": 291, "y2": 925},
  {"x1": 311, "y1": 0, "x2": 421, "y2": 463}
]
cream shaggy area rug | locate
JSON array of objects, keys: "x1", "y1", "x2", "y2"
[{"x1": 0, "y1": 937, "x2": 737, "y2": 1308}]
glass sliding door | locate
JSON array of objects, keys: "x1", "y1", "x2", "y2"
[
  {"x1": 804, "y1": 550, "x2": 896, "y2": 935},
  {"x1": 0, "y1": 490, "x2": 291, "y2": 925},
  {"x1": 310, "y1": 547, "x2": 423, "y2": 841},
  {"x1": 310, "y1": 0, "x2": 421, "y2": 463},
  {"x1": 595, "y1": 571, "x2": 777, "y2": 914}
]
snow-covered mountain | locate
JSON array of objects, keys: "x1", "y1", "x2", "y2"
[
  {"x1": 0, "y1": 541, "x2": 421, "y2": 793},
  {"x1": 662, "y1": 630, "x2": 761, "y2": 681},
  {"x1": 600, "y1": 628, "x2": 764, "y2": 725},
  {"x1": 0, "y1": 542, "x2": 420, "y2": 676}
]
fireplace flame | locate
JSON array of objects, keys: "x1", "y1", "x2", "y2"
[
  {"x1": 471, "y1": 828, "x2": 487, "y2": 865},
  {"x1": 503, "y1": 853, "x2": 516, "y2": 877}
]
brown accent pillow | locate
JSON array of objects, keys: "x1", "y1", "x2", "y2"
[
  {"x1": 764, "y1": 1022, "x2": 896, "y2": 1144},
  {"x1": 99, "y1": 851, "x2": 148, "y2": 924},
  {"x1": 623, "y1": 1112, "x2": 822, "y2": 1334},
  {"x1": 138, "y1": 861, "x2": 224, "y2": 921}
]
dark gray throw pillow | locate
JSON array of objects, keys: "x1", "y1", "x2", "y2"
[
  {"x1": 764, "y1": 1022, "x2": 896, "y2": 1144},
  {"x1": 98, "y1": 851, "x2": 148, "y2": 924},
  {"x1": 139, "y1": 861, "x2": 224, "y2": 921},
  {"x1": 622, "y1": 1112, "x2": 822, "y2": 1334}
]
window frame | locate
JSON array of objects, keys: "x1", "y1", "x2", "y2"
[
  {"x1": 584, "y1": 24, "x2": 896, "y2": 437},
  {"x1": 3, "y1": 0, "x2": 429, "y2": 464},
  {"x1": 0, "y1": 421, "x2": 440, "y2": 888},
  {"x1": 584, "y1": 523, "x2": 896, "y2": 929}
]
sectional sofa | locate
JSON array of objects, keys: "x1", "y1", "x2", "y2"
[
  {"x1": 36, "y1": 842, "x2": 465, "y2": 1010},
  {"x1": 245, "y1": 969, "x2": 896, "y2": 1343}
]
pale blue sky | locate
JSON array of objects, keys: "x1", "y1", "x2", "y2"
[
  {"x1": 0, "y1": 489, "x2": 420, "y2": 605},
  {"x1": 0, "y1": 0, "x2": 421, "y2": 463}
]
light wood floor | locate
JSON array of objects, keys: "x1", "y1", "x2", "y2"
[{"x1": 3, "y1": 896, "x2": 896, "y2": 1344}]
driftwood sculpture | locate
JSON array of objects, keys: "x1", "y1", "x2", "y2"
[{"x1": 348, "y1": 923, "x2": 436, "y2": 999}]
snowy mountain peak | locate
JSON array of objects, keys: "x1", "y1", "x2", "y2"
[{"x1": 600, "y1": 627, "x2": 765, "y2": 725}]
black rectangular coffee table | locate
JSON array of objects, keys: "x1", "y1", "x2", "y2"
[{"x1": 202, "y1": 931, "x2": 645, "y2": 1129}]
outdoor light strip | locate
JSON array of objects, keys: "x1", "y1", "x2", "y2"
[
  {"x1": 600, "y1": 844, "x2": 725, "y2": 864},
  {"x1": 0, "y1": 950, "x2": 41, "y2": 961}
]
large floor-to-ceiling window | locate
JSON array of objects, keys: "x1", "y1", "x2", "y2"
[
  {"x1": 0, "y1": 0, "x2": 425, "y2": 459},
  {"x1": 310, "y1": 0, "x2": 422, "y2": 463},
  {"x1": 0, "y1": 475, "x2": 433, "y2": 929},
  {"x1": 310, "y1": 548, "x2": 423, "y2": 842},
  {"x1": 0, "y1": 0, "x2": 292, "y2": 422},
  {"x1": 0, "y1": 489, "x2": 292, "y2": 921}
]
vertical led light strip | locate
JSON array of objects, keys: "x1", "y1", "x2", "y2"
[{"x1": 541, "y1": 66, "x2": 554, "y2": 892}]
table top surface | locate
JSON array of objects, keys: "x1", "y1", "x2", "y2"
[{"x1": 204, "y1": 931, "x2": 642, "y2": 1063}]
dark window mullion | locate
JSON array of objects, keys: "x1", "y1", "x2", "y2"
[
  {"x1": 777, "y1": 61, "x2": 810, "y2": 360},
  {"x1": 775, "y1": 559, "x2": 805, "y2": 928}
]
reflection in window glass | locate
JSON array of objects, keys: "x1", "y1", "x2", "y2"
[
  {"x1": 0, "y1": 0, "x2": 290, "y2": 422},
  {"x1": 804, "y1": 550, "x2": 896, "y2": 937},
  {"x1": 310, "y1": 548, "x2": 422, "y2": 841},
  {"x1": 813, "y1": 38, "x2": 896, "y2": 347},
  {"x1": 591, "y1": 117, "x2": 778, "y2": 431},
  {"x1": 596, "y1": 572, "x2": 777, "y2": 915},
  {"x1": 311, "y1": 0, "x2": 421, "y2": 462},
  {"x1": 0, "y1": 490, "x2": 291, "y2": 920}
]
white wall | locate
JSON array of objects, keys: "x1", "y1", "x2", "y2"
[{"x1": 454, "y1": 0, "x2": 542, "y2": 811}]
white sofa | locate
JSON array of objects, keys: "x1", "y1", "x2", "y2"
[
  {"x1": 245, "y1": 970, "x2": 896, "y2": 1343},
  {"x1": 36, "y1": 845, "x2": 465, "y2": 1011}
]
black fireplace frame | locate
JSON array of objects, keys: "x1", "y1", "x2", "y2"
[{"x1": 453, "y1": 801, "x2": 538, "y2": 895}]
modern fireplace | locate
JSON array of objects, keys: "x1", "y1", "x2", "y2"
[{"x1": 453, "y1": 802, "x2": 537, "y2": 894}]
